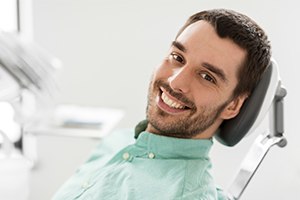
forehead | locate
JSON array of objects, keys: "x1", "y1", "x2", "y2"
[{"x1": 176, "y1": 20, "x2": 246, "y2": 82}]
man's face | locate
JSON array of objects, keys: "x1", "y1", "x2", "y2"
[{"x1": 146, "y1": 20, "x2": 247, "y2": 139}]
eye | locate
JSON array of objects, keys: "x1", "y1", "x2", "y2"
[
  {"x1": 200, "y1": 72, "x2": 216, "y2": 84},
  {"x1": 170, "y1": 52, "x2": 185, "y2": 64}
]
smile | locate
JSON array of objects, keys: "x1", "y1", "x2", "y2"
[
  {"x1": 156, "y1": 87, "x2": 191, "y2": 114},
  {"x1": 161, "y1": 92, "x2": 185, "y2": 109}
]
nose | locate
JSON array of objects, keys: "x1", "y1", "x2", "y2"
[{"x1": 168, "y1": 66, "x2": 191, "y2": 93}]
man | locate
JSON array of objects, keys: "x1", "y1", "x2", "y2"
[{"x1": 53, "y1": 9, "x2": 271, "y2": 200}]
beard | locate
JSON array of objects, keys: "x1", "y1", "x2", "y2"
[{"x1": 146, "y1": 79, "x2": 230, "y2": 138}]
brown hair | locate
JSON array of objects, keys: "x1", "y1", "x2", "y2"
[{"x1": 176, "y1": 9, "x2": 271, "y2": 98}]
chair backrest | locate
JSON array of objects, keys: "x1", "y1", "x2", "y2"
[{"x1": 215, "y1": 59, "x2": 280, "y2": 146}]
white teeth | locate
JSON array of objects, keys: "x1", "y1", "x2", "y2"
[{"x1": 161, "y1": 92, "x2": 185, "y2": 109}]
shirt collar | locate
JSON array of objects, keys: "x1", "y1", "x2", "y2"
[{"x1": 134, "y1": 131, "x2": 213, "y2": 159}]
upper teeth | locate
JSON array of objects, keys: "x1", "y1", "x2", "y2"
[{"x1": 161, "y1": 92, "x2": 185, "y2": 109}]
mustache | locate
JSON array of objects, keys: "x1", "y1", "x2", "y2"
[{"x1": 154, "y1": 80, "x2": 195, "y2": 109}]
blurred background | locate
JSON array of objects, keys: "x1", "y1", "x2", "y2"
[{"x1": 1, "y1": 0, "x2": 299, "y2": 199}]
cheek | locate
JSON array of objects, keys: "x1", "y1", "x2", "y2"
[
  {"x1": 192, "y1": 88, "x2": 222, "y2": 108},
  {"x1": 153, "y1": 60, "x2": 173, "y2": 79},
  {"x1": 194, "y1": 96, "x2": 212, "y2": 108}
]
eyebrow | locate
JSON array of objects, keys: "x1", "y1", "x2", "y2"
[
  {"x1": 203, "y1": 62, "x2": 228, "y2": 82},
  {"x1": 172, "y1": 41, "x2": 186, "y2": 52}
]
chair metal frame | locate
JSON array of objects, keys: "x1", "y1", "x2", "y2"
[{"x1": 225, "y1": 60, "x2": 287, "y2": 199}]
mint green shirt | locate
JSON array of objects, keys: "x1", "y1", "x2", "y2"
[{"x1": 53, "y1": 131, "x2": 227, "y2": 200}]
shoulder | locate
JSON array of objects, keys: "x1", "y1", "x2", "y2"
[
  {"x1": 86, "y1": 129, "x2": 135, "y2": 163},
  {"x1": 180, "y1": 159, "x2": 219, "y2": 199}
]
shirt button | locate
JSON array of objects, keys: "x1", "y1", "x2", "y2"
[
  {"x1": 123, "y1": 152, "x2": 130, "y2": 160},
  {"x1": 148, "y1": 152, "x2": 155, "y2": 159},
  {"x1": 81, "y1": 181, "x2": 89, "y2": 189}
]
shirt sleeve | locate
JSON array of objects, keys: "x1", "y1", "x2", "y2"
[{"x1": 216, "y1": 187, "x2": 230, "y2": 200}]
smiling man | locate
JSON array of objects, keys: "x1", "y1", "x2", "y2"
[
  {"x1": 146, "y1": 20, "x2": 248, "y2": 140},
  {"x1": 53, "y1": 9, "x2": 271, "y2": 200}
]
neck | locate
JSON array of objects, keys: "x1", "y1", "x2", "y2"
[{"x1": 145, "y1": 119, "x2": 222, "y2": 139}]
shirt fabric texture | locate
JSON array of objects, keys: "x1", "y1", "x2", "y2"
[{"x1": 52, "y1": 130, "x2": 228, "y2": 200}]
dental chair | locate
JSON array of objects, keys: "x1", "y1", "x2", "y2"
[{"x1": 215, "y1": 58, "x2": 287, "y2": 199}]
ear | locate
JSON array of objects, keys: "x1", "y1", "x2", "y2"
[{"x1": 220, "y1": 94, "x2": 248, "y2": 120}]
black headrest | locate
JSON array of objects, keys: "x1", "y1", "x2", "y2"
[{"x1": 215, "y1": 63, "x2": 273, "y2": 146}]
